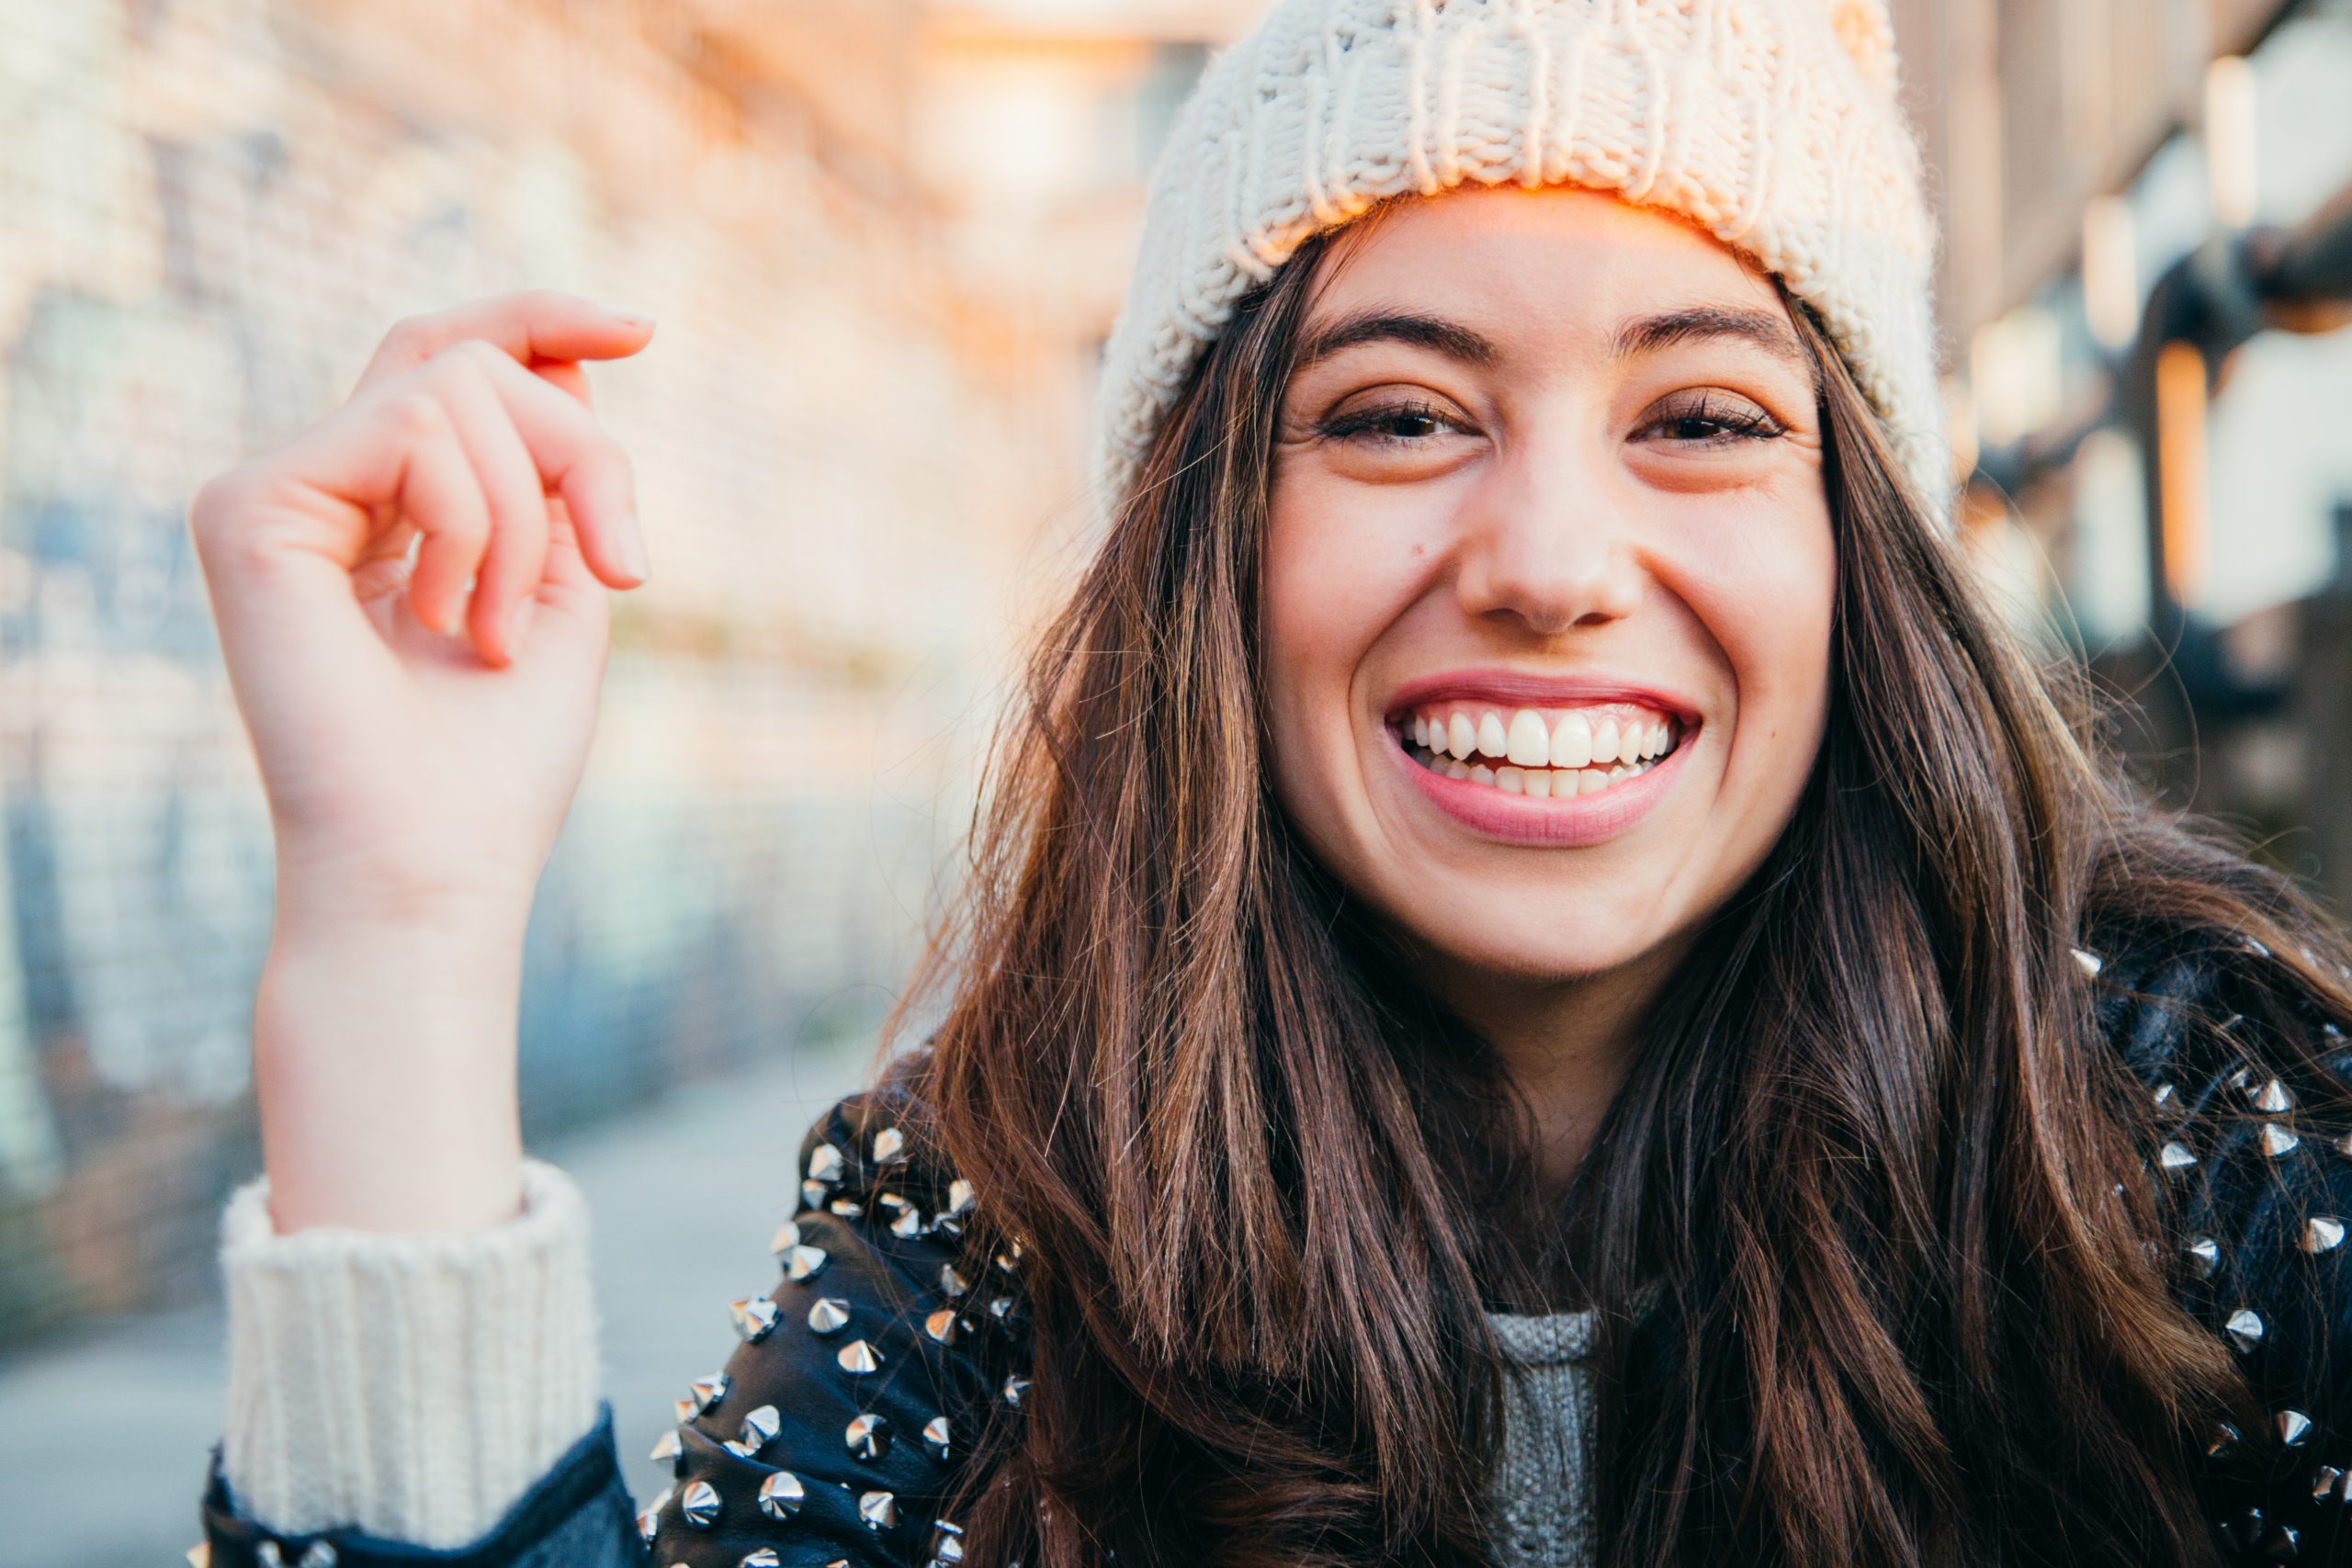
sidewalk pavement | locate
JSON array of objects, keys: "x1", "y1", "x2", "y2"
[{"x1": 0, "y1": 1042, "x2": 868, "y2": 1568}]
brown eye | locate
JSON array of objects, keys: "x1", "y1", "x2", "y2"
[
  {"x1": 1638, "y1": 390, "x2": 1786, "y2": 446},
  {"x1": 1319, "y1": 398, "x2": 1471, "y2": 446}
]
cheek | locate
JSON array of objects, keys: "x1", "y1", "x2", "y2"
[
  {"x1": 1683, "y1": 496, "x2": 1837, "y2": 789},
  {"x1": 1261, "y1": 477, "x2": 1427, "y2": 726}
]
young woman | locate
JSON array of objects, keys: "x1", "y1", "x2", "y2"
[{"x1": 187, "y1": 2, "x2": 2352, "y2": 1566}]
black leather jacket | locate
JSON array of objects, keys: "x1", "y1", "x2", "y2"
[{"x1": 196, "y1": 924, "x2": 2352, "y2": 1566}]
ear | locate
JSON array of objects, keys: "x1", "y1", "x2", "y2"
[{"x1": 1826, "y1": 0, "x2": 1899, "y2": 91}]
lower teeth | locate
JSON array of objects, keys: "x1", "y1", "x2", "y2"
[{"x1": 1409, "y1": 744, "x2": 1660, "y2": 797}]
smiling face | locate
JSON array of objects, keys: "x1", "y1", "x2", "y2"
[{"x1": 1263, "y1": 185, "x2": 1837, "y2": 997}]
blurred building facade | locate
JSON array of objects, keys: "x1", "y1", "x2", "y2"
[
  {"x1": 1, "y1": 0, "x2": 2347, "y2": 1352},
  {"x1": 0, "y1": 0, "x2": 1119, "y2": 1343}
]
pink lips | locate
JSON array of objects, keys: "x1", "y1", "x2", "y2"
[{"x1": 1381, "y1": 669, "x2": 1701, "y2": 848}]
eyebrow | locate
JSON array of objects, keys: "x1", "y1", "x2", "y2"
[
  {"x1": 1611, "y1": 305, "x2": 1812, "y2": 377},
  {"x1": 1289, "y1": 302, "x2": 1813, "y2": 379}
]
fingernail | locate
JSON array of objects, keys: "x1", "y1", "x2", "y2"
[{"x1": 618, "y1": 516, "x2": 651, "y2": 583}]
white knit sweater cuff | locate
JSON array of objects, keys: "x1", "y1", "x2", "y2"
[{"x1": 219, "y1": 1157, "x2": 604, "y2": 1548}]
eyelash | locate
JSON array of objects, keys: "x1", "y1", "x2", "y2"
[
  {"x1": 1315, "y1": 391, "x2": 1789, "y2": 448},
  {"x1": 1317, "y1": 398, "x2": 1465, "y2": 446}
]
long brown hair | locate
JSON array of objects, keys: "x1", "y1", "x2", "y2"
[{"x1": 892, "y1": 214, "x2": 2352, "y2": 1567}]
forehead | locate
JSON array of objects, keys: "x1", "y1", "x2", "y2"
[{"x1": 1306, "y1": 186, "x2": 1786, "y2": 333}]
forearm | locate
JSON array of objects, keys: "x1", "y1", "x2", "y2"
[{"x1": 255, "y1": 881, "x2": 529, "y2": 1234}]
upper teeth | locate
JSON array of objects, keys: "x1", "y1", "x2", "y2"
[{"x1": 1404, "y1": 705, "x2": 1677, "y2": 770}]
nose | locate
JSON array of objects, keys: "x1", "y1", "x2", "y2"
[{"x1": 1451, "y1": 444, "x2": 1645, "y2": 636}]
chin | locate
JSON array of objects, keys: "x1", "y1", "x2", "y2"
[{"x1": 1381, "y1": 887, "x2": 1677, "y2": 984}]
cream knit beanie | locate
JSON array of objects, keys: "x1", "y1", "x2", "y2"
[{"x1": 1093, "y1": 0, "x2": 1951, "y2": 522}]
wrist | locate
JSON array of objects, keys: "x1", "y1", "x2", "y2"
[{"x1": 254, "y1": 911, "x2": 530, "y2": 1234}]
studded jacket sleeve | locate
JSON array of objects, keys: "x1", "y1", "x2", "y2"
[
  {"x1": 2090, "y1": 925, "x2": 2352, "y2": 1562},
  {"x1": 195, "y1": 1082, "x2": 1029, "y2": 1568}
]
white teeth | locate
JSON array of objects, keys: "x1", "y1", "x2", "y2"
[
  {"x1": 1504, "y1": 709, "x2": 1549, "y2": 767},
  {"x1": 1549, "y1": 712, "x2": 1591, "y2": 769},
  {"x1": 1400, "y1": 700, "x2": 1683, "y2": 803}
]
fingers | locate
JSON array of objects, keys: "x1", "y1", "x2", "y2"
[
  {"x1": 447, "y1": 343, "x2": 647, "y2": 596},
  {"x1": 201, "y1": 321, "x2": 650, "y2": 671},
  {"x1": 386, "y1": 393, "x2": 492, "y2": 637},
  {"x1": 430, "y1": 348, "x2": 552, "y2": 665},
  {"x1": 356, "y1": 288, "x2": 654, "y2": 397}
]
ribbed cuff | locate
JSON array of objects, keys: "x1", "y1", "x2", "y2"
[{"x1": 219, "y1": 1157, "x2": 604, "y2": 1549}]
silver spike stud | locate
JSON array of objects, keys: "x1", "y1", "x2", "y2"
[
  {"x1": 808, "y1": 1142, "x2": 847, "y2": 1186},
  {"x1": 741, "y1": 1551, "x2": 781, "y2": 1568},
  {"x1": 687, "y1": 1372, "x2": 730, "y2": 1414},
  {"x1": 2208, "y1": 1421, "x2": 2242, "y2": 1458},
  {"x1": 2185, "y1": 1235, "x2": 2222, "y2": 1279},
  {"x1": 2337, "y1": 1130, "x2": 2352, "y2": 1159},
  {"x1": 2261, "y1": 1122, "x2": 2302, "y2": 1158},
  {"x1": 938, "y1": 1263, "x2": 970, "y2": 1298},
  {"x1": 730, "y1": 1295, "x2": 780, "y2": 1343},
  {"x1": 838, "y1": 1338, "x2": 884, "y2": 1374},
  {"x1": 256, "y1": 1545, "x2": 284, "y2": 1568},
  {"x1": 2304, "y1": 1217, "x2": 2346, "y2": 1255},
  {"x1": 187, "y1": 1547, "x2": 209, "y2": 1568},
  {"x1": 673, "y1": 1396, "x2": 699, "y2": 1424},
  {"x1": 925, "y1": 1307, "x2": 961, "y2": 1346},
  {"x1": 726, "y1": 1403, "x2": 781, "y2": 1458},
  {"x1": 298, "y1": 1546, "x2": 337, "y2": 1568},
  {"x1": 786, "y1": 1244, "x2": 830, "y2": 1282},
  {"x1": 2278, "y1": 1409, "x2": 2314, "y2": 1446},
  {"x1": 1002, "y1": 1372, "x2": 1031, "y2": 1409},
  {"x1": 828, "y1": 1197, "x2": 865, "y2": 1219},
  {"x1": 944, "y1": 1178, "x2": 976, "y2": 1218},
  {"x1": 2256, "y1": 1523, "x2": 2301, "y2": 1557},
  {"x1": 873, "y1": 1125, "x2": 907, "y2": 1164},
  {"x1": 650, "y1": 1428, "x2": 684, "y2": 1468},
  {"x1": 932, "y1": 1519, "x2": 967, "y2": 1562},
  {"x1": 2071, "y1": 946, "x2": 2103, "y2": 977},
  {"x1": 2152, "y1": 1082, "x2": 2178, "y2": 1111},
  {"x1": 2312, "y1": 1466, "x2": 2346, "y2": 1504},
  {"x1": 2251, "y1": 1077, "x2": 2296, "y2": 1113},
  {"x1": 847, "y1": 1412, "x2": 892, "y2": 1461},
  {"x1": 2226, "y1": 1306, "x2": 2267, "y2": 1353},
  {"x1": 639, "y1": 1483, "x2": 673, "y2": 1544},
  {"x1": 922, "y1": 1414, "x2": 953, "y2": 1461},
  {"x1": 2244, "y1": 937, "x2": 2273, "y2": 959},
  {"x1": 808, "y1": 1296, "x2": 853, "y2": 1336},
  {"x1": 768, "y1": 1219, "x2": 803, "y2": 1257},
  {"x1": 680, "y1": 1479, "x2": 720, "y2": 1529},
  {"x1": 756, "y1": 1470, "x2": 806, "y2": 1520},
  {"x1": 858, "y1": 1490, "x2": 900, "y2": 1530},
  {"x1": 800, "y1": 1179, "x2": 828, "y2": 1212},
  {"x1": 891, "y1": 1205, "x2": 925, "y2": 1240},
  {"x1": 2159, "y1": 1141, "x2": 2199, "y2": 1173}
]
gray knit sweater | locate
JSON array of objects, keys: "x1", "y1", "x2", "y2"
[
  {"x1": 220, "y1": 1160, "x2": 1605, "y2": 1561},
  {"x1": 1485, "y1": 1308, "x2": 1601, "y2": 1568}
]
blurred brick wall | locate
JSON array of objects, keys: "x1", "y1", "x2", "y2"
[{"x1": 0, "y1": 0, "x2": 1087, "y2": 1343}]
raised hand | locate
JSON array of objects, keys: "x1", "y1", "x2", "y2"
[{"x1": 187, "y1": 288, "x2": 659, "y2": 1231}]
